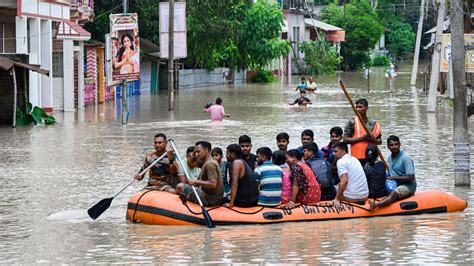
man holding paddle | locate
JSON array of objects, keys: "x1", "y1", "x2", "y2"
[
  {"x1": 343, "y1": 98, "x2": 381, "y2": 166},
  {"x1": 134, "y1": 133, "x2": 184, "y2": 193},
  {"x1": 176, "y1": 141, "x2": 224, "y2": 207}
]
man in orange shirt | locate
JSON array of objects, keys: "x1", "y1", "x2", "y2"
[{"x1": 343, "y1": 98, "x2": 381, "y2": 166}]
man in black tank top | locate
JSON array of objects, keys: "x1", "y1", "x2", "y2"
[{"x1": 225, "y1": 144, "x2": 259, "y2": 208}]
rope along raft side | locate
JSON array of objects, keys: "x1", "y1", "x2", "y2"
[{"x1": 126, "y1": 190, "x2": 467, "y2": 226}]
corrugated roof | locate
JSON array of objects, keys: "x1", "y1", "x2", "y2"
[
  {"x1": 0, "y1": 56, "x2": 49, "y2": 75},
  {"x1": 425, "y1": 19, "x2": 450, "y2": 34},
  {"x1": 57, "y1": 20, "x2": 91, "y2": 41},
  {"x1": 304, "y1": 18, "x2": 343, "y2": 31}
]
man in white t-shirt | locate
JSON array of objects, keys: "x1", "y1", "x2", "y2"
[{"x1": 332, "y1": 142, "x2": 369, "y2": 208}]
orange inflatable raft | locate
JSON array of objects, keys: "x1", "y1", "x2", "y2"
[{"x1": 126, "y1": 190, "x2": 467, "y2": 226}]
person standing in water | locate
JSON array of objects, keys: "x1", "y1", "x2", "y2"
[{"x1": 203, "y1": 97, "x2": 230, "y2": 122}]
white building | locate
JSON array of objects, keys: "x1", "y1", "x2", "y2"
[{"x1": 0, "y1": 0, "x2": 90, "y2": 112}]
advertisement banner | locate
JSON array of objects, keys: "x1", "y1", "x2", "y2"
[
  {"x1": 159, "y1": 2, "x2": 187, "y2": 59},
  {"x1": 440, "y1": 34, "x2": 474, "y2": 73},
  {"x1": 110, "y1": 13, "x2": 140, "y2": 81}
]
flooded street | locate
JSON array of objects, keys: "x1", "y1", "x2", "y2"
[{"x1": 1, "y1": 65, "x2": 473, "y2": 263}]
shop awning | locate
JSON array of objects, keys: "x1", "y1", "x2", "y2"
[
  {"x1": 425, "y1": 19, "x2": 450, "y2": 34},
  {"x1": 304, "y1": 18, "x2": 343, "y2": 31},
  {"x1": 0, "y1": 56, "x2": 49, "y2": 76},
  {"x1": 304, "y1": 18, "x2": 345, "y2": 42}
]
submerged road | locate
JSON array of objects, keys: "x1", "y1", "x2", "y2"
[{"x1": 0, "y1": 65, "x2": 473, "y2": 263}]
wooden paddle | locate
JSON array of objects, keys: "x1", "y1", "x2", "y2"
[
  {"x1": 339, "y1": 80, "x2": 389, "y2": 170},
  {"x1": 87, "y1": 152, "x2": 168, "y2": 220},
  {"x1": 168, "y1": 139, "x2": 216, "y2": 228}
]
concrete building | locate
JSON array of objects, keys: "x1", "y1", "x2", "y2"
[
  {"x1": 281, "y1": 0, "x2": 345, "y2": 74},
  {"x1": 0, "y1": 0, "x2": 91, "y2": 112}
]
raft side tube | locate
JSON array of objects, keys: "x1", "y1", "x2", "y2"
[{"x1": 126, "y1": 190, "x2": 468, "y2": 226}]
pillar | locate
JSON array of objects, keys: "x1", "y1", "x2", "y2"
[
  {"x1": 78, "y1": 42, "x2": 85, "y2": 110},
  {"x1": 28, "y1": 18, "x2": 41, "y2": 107},
  {"x1": 63, "y1": 39, "x2": 75, "y2": 111},
  {"x1": 40, "y1": 20, "x2": 53, "y2": 111},
  {"x1": 15, "y1": 16, "x2": 28, "y2": 53},
  {"x1": 97, "y1": 47, "x2": 105, "y2": 103}
]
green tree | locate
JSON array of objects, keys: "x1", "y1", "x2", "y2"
[
  {"x1": 186, "y1": 1, "x2": 248, "y2": 70},
  {"x1": 86, "y1": 0, "x2": 289, "y2": 72},
  {"x1": 386, "y1": 21, "x2": 416, "y2": 60},
  {"x1": 321, "y1": 0, "x2": 384, "y2": 70},
  {"x1": 299, "y1": 39, "x2": 342, "y2": 75},
  {"x1": 187, "y1": 0, "x2": 289, "y2": 71},
  {"x1": 237, "y1": 1, "x2": 290, "y2": 70},
  {"x1": 84, "y1": 0, "x2": 160, "y2": 44}
]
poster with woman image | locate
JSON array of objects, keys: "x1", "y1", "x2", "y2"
[{"x1": 110, "y1": 13, "x2": 140, "y2": 81}]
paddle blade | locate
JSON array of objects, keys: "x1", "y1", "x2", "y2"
[
  {"x1": 201, "y1": 206, "x2": 215, "y2": 228},
  {"x1": 88, "y1": 197, "x2": 113, "y2": 220}
]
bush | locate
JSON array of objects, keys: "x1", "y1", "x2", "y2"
[
  {"x1": 299, "y1": 39, "x2": 342, "y2": 75},
  {"x1": 16, "y1": 102, "x2": 56, "y2": 126},
  {"x1": 321, "y1": 0, "x2": 384, "y2": 70},
  {"x1": 250, "y1": 69, "x2": 277, "y2": 83},
  {"x1": 386, "y1": 21, "x2": 415, "y2": 60},
  {"x1": 372, "y1": 55, "x2": 390, "y2": 67}
]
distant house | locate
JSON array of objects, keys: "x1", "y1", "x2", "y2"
[
  {"x1": 0, "y1": 0, "x2": 93, "y2": 112},
  {"x1": 371, "y1": 28, "x2": 391, "y2": 58},
  {"x1": 281, "y1": 0, "x2": 345, "y2": 74}
]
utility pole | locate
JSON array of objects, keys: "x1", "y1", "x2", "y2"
[
  {"x1": 427, "y1": 0, "x2": 445, "y2": 112},
  {"x1": 168, "y1": 0, "x2": 175, "y2": 111},
  {"x1": 410, "y1": 0, "x2": 426, "y2": 87},
  {"x1": 344, "y1": 0, "x2": 347, "y2": 16},
  {"x1": 121, "y1": 0, "x2": 128, "y2": 124},
  {"x1": 451, "y1": 0, "x2": 471, "y2": 186}
]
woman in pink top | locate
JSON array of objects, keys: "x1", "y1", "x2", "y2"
[
  {"x1": 272, "y1": 151, "x2": 291, "y2": 204},
  {"x1": 203, "y1": 97, "x2": 230, "y2": 121},
  {"x1": 285, "y1": 149, "x2": 321, "y2": 208}
]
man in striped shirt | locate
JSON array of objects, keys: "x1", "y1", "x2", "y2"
[{"x1": 254, "y1": 147, "x2": 283, "y2": 206}]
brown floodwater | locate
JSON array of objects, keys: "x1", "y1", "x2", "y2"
[{"x1": 0, "y1": 65, "x2": 473, "y2": 263}]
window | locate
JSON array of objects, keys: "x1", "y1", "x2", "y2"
[
  {"x1": 52, "y1": 52, "x2": 64, "y2": 77},
  {"x1": 292, "y1": 26, "x2": 300, "y2": 53}
]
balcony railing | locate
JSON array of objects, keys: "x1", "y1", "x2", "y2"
[{"x1": 282, "y1": 0, "x2": 305, "y2": 10}]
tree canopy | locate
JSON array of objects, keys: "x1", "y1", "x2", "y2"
[
  {"x1": 86, "y1": 0, "x2": 289, "y2": 71},
  {"x1": 386, "y1": 21, "x2": 416, "y2": 60},
  {"x1": 84, "y1": 0, "x2": 160, "y2": 44},
  {"x1": 187, "y1": 0, "x2": 290, "y2": 70},
  {"x1": 321, "y1": 0, "x2": 384, "y2": 70}
]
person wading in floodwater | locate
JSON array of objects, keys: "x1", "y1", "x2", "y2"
[{"x1": 203, "y1": 97, "x2": 230, "y2": 122}]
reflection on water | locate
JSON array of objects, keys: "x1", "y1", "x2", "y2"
[{"x1": 0, "y1": 65, "x2": 473, "y2": 263}]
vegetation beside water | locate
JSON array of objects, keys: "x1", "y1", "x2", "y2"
[
  {"x1": 371, "y1": 55, "x2": 391, "y2": 67},
  {"x1": 16, "y1": 102, "x2": 56, "y2": 126},
  {"x1": 250, "y1": 69, "x2": 277, "y2": 83},
  {"x1": 86, "y1": 0, "x2": 421, "y2": 75},
  {"x1": 299, "y1": 38, "x2": 342, "y2": 75}
]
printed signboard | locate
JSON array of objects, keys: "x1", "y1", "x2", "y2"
[
  {"x1": 453, "y1": 143, "x2": 470, "y2": 173},
  {"x1": 159, "y1": 2, "x2": 187, "y2": 59},
  {"x1": 110, "y1": 13, "x2": 140, "y2": 81},
  {"x1": 440, "y1": 34, "x2": 474, "y2": 73}
]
